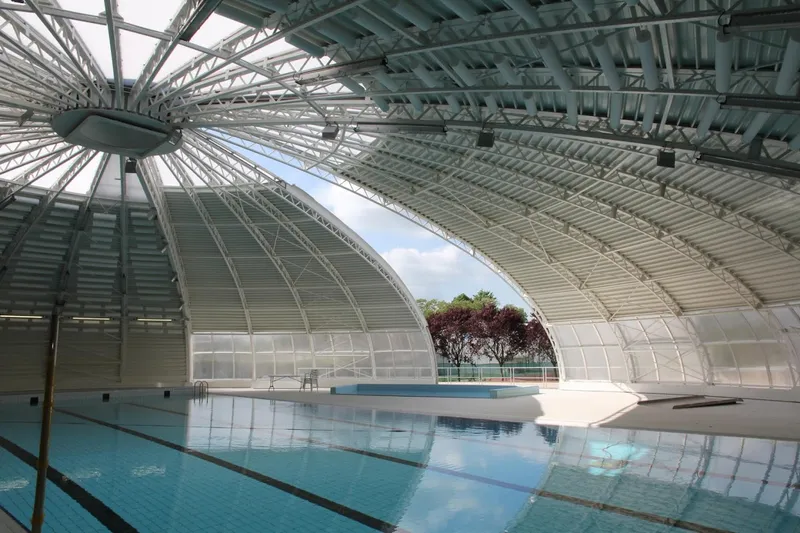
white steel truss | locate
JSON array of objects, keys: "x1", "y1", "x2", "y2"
[{"x1": 2, "y1": 0, "x2": 800, "y2": 390}]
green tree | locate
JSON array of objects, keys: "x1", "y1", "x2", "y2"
[{"x1": 416, "y1": 298, "x2": 447, "y2": 318}]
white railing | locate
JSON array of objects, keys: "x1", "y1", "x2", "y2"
[{"x1": 437, "y1": 366, "x2": 559, "y2": 386}]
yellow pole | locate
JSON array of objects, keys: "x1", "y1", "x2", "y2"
[{"x1": 31, "y1": 310, "x2": 61, "y2": 532}]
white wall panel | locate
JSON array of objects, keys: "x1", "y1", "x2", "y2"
[{"x1": 554, "y1": 304, "x2": 800, "y2": 398}]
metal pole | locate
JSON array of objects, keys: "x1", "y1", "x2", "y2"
[{"x1": 31, "y1": 309, "x2": 61, "y2": 532}]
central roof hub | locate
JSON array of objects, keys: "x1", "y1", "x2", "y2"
[{"x1": 51, "y1": 109, "x2": 182, "y2": 158}]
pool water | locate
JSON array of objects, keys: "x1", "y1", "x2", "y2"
[
  {"x1": 0, "y1": 394, "x2": 797, "y2": 533},
  {"x1": 331, "y1": 383, "x2": 537, "y2": 398}
]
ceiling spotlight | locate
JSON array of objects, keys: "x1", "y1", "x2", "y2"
[
  {"x1": 695, "y1": 152, "x2": 800, "y2": 180},
  {"x1": 124, "y1": 159, "x2": 137, "y2": 174},
  {"x1": 294, "y1": 57, "x2": 387, "y2": 85},
  {"x1": 476, "y1": 130, "x2": 495, "y2": 148},
  {"x1": 720, "y1": 6, "x2": 800, "y2": 33},
  {"x1": 656, "y1": 150, "x2": 675, "y2": 168},
  {"x1": 322, "y1": 124, "x2": 339, "y2": 140}
]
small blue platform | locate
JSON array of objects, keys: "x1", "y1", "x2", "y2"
[{"x1": 329, "y1": 383, "x2": 538, "y2": 399}]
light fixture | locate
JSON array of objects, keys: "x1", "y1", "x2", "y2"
[
  {"x1": 322, "y1": 124, "x2": 339, "y2": 140},
  {"x1": 476, "y1": 130, "x2": 495, "y2": 148},
  {"x1": 720, "y1": 6, "x2": 800, "y2": 34},
  {"x1": 72, "y1": 316, "x2": 111, "y2": 321},
  {"x1": 719, "y1": 94, "x2": 800, "y2": 115},
  {"x1": 160, "y1": 244, "x2": 168, "y2": 254},
  {"x1": 656, "y1": 150, "x2": 675, "y2": 168},
  {"x1": 696, "y1": 152, "x2": 800, "y2": 181},
  {"x1": 147, "y1": 208, "x2": 157, "y2": 221},
  {"x1": 137, "y1": 318, "x2": 172, "y2": 322},
  {"x1": 354, "y1": 121, "x2": 446, "y2": 134},
  {"x1": 294, "y1": 57, "x2": 386, "y2": 85},
  {"x1": 171, "y1": 275, "x2": 178, "y2": 283},
  {"x1": 0, "y1": 314, "x2": 44, "y2": 319}
]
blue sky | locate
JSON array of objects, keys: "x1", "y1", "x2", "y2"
[{"x1": 250, "y1": 154, "x2": 529, "y2": 310}]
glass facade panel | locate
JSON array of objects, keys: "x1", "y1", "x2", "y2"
[
  {"x1": 253, "y1": 334, "x2": 273, "y2": 353},
  {"x1": 274, "y1": 334, "x2": 293, "y2": 352},
  {"x1": 191, "y1": 330, "x2": 435, "y2": 382},
  {"x1": 232, "y1": 334, "x2": 251, "y2": 352}
]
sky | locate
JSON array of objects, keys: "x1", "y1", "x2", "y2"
[{"x1": 253, "y1": 156, "x2": 529, "y2": 310}]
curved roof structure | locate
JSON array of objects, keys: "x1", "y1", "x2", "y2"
[{"x1": 0, "y1": 0, "x2": 799, "y2": 395}]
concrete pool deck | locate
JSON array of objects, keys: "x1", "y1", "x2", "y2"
[{"x1": 212, "y1": 387, "x2": 800, "y2": 442}]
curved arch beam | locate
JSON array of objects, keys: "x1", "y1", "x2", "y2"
[
  {"x1": 208, "y1": 127, "x2": 615, "y2": 320},
  {"x1": 193, "y1": 137, "x2": 433, "y2": 336},
  {"x1": 311, "y1": 130, "x2": 766, "y2": 310},
  {"x1": 166, "y1": 152, "x2": 312, "y2": 333},
  {"x1": 137, "y1": 159, "x2": 193, "y2": 324},
  {"x1": 185, "y1": 133, "x2": 371, "y2": 332},
  {"x1": 162, "y1": 155, "x2": 255, "y2": 334},
  {"x1": 220, "y1": 123, "x2": 756, "y2": 310}
]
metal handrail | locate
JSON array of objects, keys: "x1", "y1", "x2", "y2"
[
  {"x1": 437, "y1": 365, "x2": 560, "y2": 385},
  {"x1": 193, "y1": 380, "x2": 209, "y2": 399}
]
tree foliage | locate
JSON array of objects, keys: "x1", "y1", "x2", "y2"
[
  {"x1": 427, "y1": 306, "x2": 474, "y2": 377},
  {"x1": 420, "y1": 290, "x2": 557, "y2": 376},
  {"x1": 469, "y1": 304, "x2": 528, "y2": 375}
]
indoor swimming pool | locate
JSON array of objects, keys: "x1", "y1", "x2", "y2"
[{"x1": 0, "y1": 394, "x2": 798, "y2": 533}]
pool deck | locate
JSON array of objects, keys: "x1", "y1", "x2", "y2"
[
  {"x1": 213, "y1": 386, "x2": 800, "y2": 442},
  {"x1": 0, "y1": 508, "x2": 25, "y2": 533}
]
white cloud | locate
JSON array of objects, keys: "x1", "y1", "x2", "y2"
[
  {"x1": 380, "y1": 246, "x2": 498, "y2": 300},
  {"x1": 317, "y1": 184, "x2": 433, "y2": 240}
]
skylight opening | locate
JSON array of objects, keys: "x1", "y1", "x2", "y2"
[
  {"x1": 153, "y1": 13, "x2": 244, "y2": 83},
  {"x1": 118, "y1": 0, "x2": 181, "y2": 33}
]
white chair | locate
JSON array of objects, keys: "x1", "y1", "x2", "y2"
[{"x1": 301, "y1": 369, "x2": 319, "y2": 391}]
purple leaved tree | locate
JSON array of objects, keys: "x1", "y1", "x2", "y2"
[
  {"x1": 427, "y1": 307, "x2": 475, "y2": 379},
  {"x1": 470, "y1": 304, "x2": 528, "y2": 378},
  {"x1": 525, "y1": 319, "x2": 557, "y2": 367}
]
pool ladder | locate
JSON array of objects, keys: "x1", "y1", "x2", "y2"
[{"x1": 193, "y1": 380, "x2": 209, "y2": 400}]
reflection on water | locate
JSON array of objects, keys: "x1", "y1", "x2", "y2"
[
  {"x1": 0, "y1": 395, "x2": 798, "y2": 533},
  {"x1": 436, "y1": 416, "x2": 524, "y2": 438}
]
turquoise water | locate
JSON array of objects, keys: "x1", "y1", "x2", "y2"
[
  {"x1": 331, "y1": 383, "x2": 527, "y2": 398},
  {"x1": 0, "y1": 394, "x2": 797, "y2": 532}
]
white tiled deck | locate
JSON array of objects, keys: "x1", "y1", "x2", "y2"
[{"x1": 212, "y1": 387, "x2": 800, "y2": 441}]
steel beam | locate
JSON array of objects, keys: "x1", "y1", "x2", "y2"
[
  {"x1": 103, "y1": 0, "x2": 123, "y2": 108},
  {"x1": 162, "y1": 154, "x2": 256, "y2": 334},
  {"x1": 0, "y1": 149, "x2": 95, "y2": 285},
  {"x1": 183, "y1": 135, "x2": 372, "y2": 332}
]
